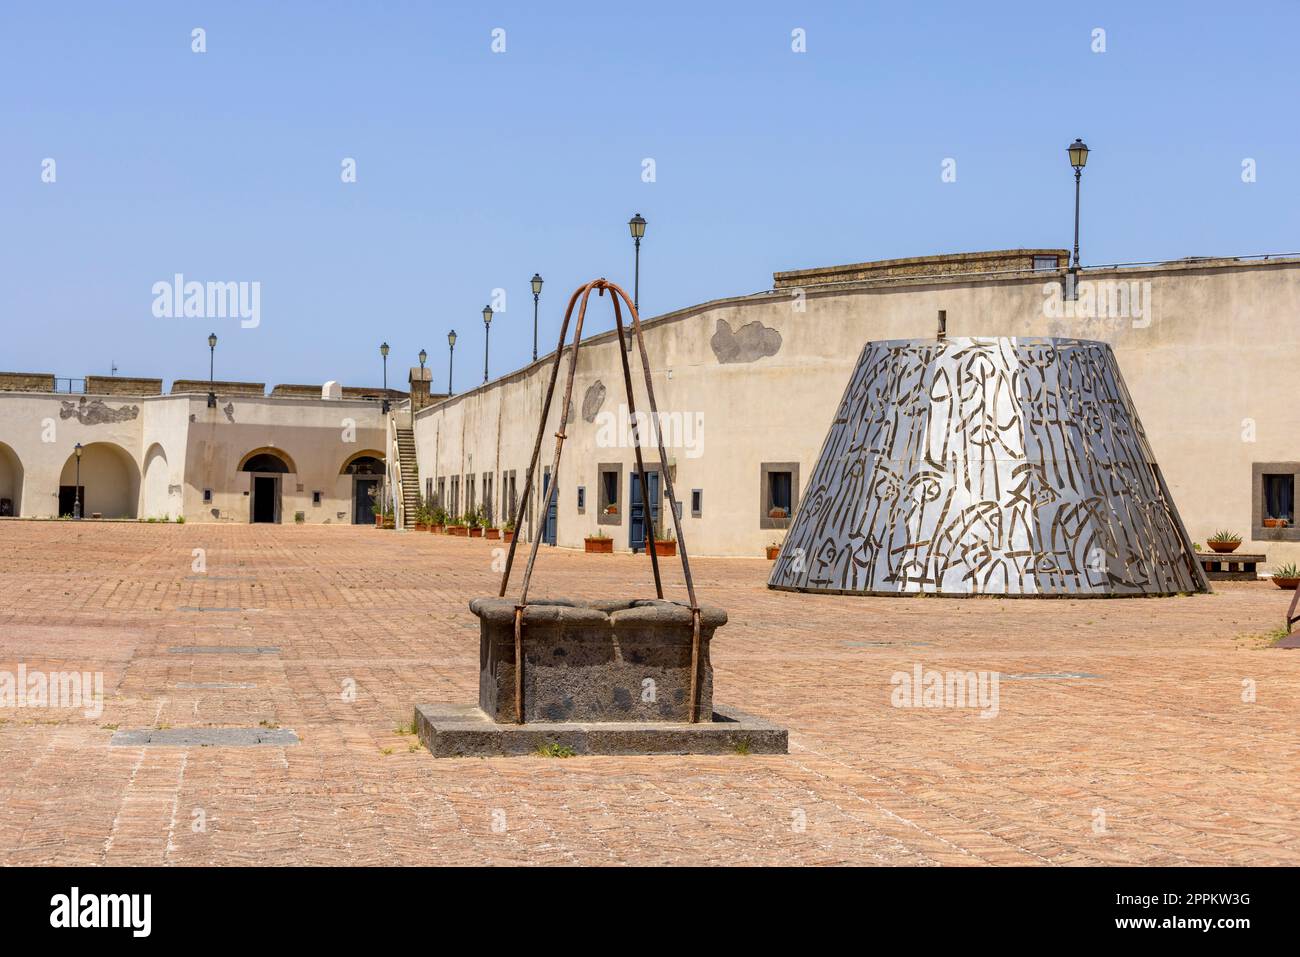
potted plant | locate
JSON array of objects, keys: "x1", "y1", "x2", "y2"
[
  {"x1": 604, "y1": 504, "x2": 618, "y2": 516},
  {"x1": 768, "y1": 506, "x2": 788, "y2": 521},
  {"x1": 430, "y1": 504, "x2": 447, "y2": 533},
  {"x1": 502, "y1": 520, "x2": 515, "y2": 543},
  {"x1": 585, "y1": 530, "x2": 613, "y2": 554},
  {"x1": 371, "y1": 487, "x2": 383, "y2": 526},
  {"x1": 652, "y1": 523, "x2": 676, "y2": 558},
  {"x1": 1264, "y1": 517, "x2": 1290, "y2": 529},
  {"x1": 381, "y1": 502, "x2": 396, "y2": 529},
  {"x1": 413, "y1": 499, "x2": 430, "y2": 532},
  {"x1": 1272, "y1": 562, "x2": 1300, "y2": 590},
  {"x1": 467, "y1": 509, "x2": 485, "y2": 538},
  {"x1": 485, "y1": 523, "x2": 501, "y2": 541},
  {"x1": 446, "y1": 513, "x2": 469, "y2": 536},
  {"x1": 766, "y1": 541, "x2": 781, "y2": 561},
  {"x1": 1207, "y1": 530, "x2": 1242, "y2": 554}
]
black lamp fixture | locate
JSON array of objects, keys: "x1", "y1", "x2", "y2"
[
  {"x1": 447, "y1": 329, "x2": 457, "y2": 396},
  {"x1": 416, "y1": 347, "x2": 428, "y2": 423},
  {"x1": 73, "y1": 442, "x2": 83, "y2": 519},
  {"x1": 482, "y1": 305, "x2": 493, "y2": 384},
  {"x1": 380, "y1": 341, "x2": 390, "y2": 413},
  {"x1": 627, "y1": 213, "x2": 647, "y2": 312},
  {"x1": 530, "y1": 273, "x2": 544, "y2": 362},
  {"x1": 1068, "y1": 138, "x2": 1089, "y2": 270},
  {"x1": 206, "y1": 332, "x2": 217, "y2": 408}
]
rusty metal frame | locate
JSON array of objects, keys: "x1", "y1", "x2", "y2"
[{"x1": 497, "y1": 279, "x2": 701, "y2": 722}]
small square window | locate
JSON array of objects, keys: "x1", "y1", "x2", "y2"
[
  {"x1": 203, "y1": 489, "x2": 213, "y2": 504},
  {"x1": 597, "y1": 463, "x2": 623, "y2": 525},
  {"x1": 577, "y1": 486, "x2": 586, "y2": 512},
  {"x1": 312, "y1": 491, "x2": 322, "y2": 506},
  {"x1": 691, "y1": 488, "x2": 702, "y2": 518},
  {"x1": 1032, "y1": 255, "x2": 1059, "y2": 272},
  {"x1": 760, "y1": 462, "x2": 800, "y2": 529}
]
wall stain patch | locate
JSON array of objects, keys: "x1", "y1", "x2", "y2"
[{"x1": 710, "y1": 318, "x2": 782, "y2": 364}]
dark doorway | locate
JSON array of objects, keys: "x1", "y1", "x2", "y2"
[
  {"x1": 541, "y1": 468, "x2": 557, "y2": 546},
  {"x1": 353, "y1": 478, "x2": 379, "y2": 525},
  {"x1": 58, "y1": 485, "x2": 85, "y2": 518},
  {"x1": 629, "y1": 469, "x2": 661, "y2": 554},
  {"x1": 251, "y1": 476, "x2": 278, "y2": 523}
]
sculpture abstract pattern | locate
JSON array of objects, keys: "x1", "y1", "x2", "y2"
[{"x1": 768, "y1": 337, "x2": 1208, "y2": 597}]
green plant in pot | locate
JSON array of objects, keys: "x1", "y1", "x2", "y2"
[
  {"x1": 1206, "y1": 530, "x2": 1242, "y2": 554},
  {"x1": 1272, "y1": 562, "x2": 1300, "y2": 590}
]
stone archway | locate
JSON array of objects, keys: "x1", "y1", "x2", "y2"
[
  {"x1": 238, "y1": 448, "x2": 294, "y2": 524},
  {"x1": 0, "y1": 442, "x2": 23, "y2": 516},
  {"x1": 58, "y1": 442, "x2": 141, "y2": 519}
]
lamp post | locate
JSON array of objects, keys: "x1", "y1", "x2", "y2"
[
  {"x1": 628, "y1": 213, "x2": 646, "y2": 312},
  {"x1": 530, "y1": 273, "x2": 543, "y2": 362},
  {"x1": 207, "y1": 332, "x2": 217, "y2": 408},
  {"x1": 415, "y1": 347, "x2": 427, "y2": 428},
  {"x1": 380, "y1": 341, "x2": 390, "y2": 413},
  {"x1": 73, "y1": 442, "x2": 83, "y2": 519},
  {"x1": 482, "y1": 305, "x2": 493, "y2": 384},
  {"x1": 1068, "y1": 138, "x2": 1089, "y2": 270},
  {"x1": 447, "y1": 329, "x2": 457, "y2": 396}
]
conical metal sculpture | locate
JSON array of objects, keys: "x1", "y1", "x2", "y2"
[{"x1": 769, "y1": 336, "x2": 1208, "y2": 597}]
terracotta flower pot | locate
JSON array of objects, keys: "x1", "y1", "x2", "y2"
[
  {"x1": 374, "y1": 514, "x2": 383, "y2": 527},
  {"x1": 1208, "y1": 540, "x2": 1241, "y2": 554},
  {"x1": 447, "y1": 525, "x2": 468, "y2": 537},
  {"x1": 502, "y1": 530, "x2": 514, "y2": 543},
  {"x1": 414, "y1": 523, "x2": 428, "y2": 532},
  {"x1": 1264, "y1": 518, "x2": 1289, "y2": 529},
  {"x1": 652, "y1": 540, "x2": 676, "y2": 557},
  {"x1": 1273, "y1": 577, "x2": 1300, "y2": 590},
  {"x1": 766, "y1": 546, "x2": 780, "y2": 560},
  {"x1": 768, "y1": 509, "x2": 788, "y2": 520},
  {"x1": 468, "y1": 527, "x2": 484, "y2": 538},
  {"x1": 585, "y1": 537, "x2": 613, "y2": 553},
  {"x1": 485, "y1": 528, "x2": 500, "y2": 540},
  {"x1": 430, "y1": 524, "x2": 443, "y2": 534}
]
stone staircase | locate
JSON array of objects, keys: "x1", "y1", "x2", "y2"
[{"x1": 394, "y1": 426, "x2": 421, "y2": 529}]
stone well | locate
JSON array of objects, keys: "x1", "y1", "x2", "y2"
[{"x1": 469, "y1": 597, "x2": 723, "y2": 723}]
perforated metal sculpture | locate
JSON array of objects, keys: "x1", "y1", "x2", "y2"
[{"x1": 768, "y1": 336, "x2": 1208, "y2": 597}]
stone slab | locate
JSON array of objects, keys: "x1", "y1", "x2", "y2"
[
  {"x1": 111, "y1": 728, "x2": 299, "y2": 747},
  {"x1": 413, "y1": 702, "x2": 787, "y2": 757}
]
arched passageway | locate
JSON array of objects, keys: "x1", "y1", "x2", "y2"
[{"x1": 58, "y1": 443, "x2": 140, "y2": 518}]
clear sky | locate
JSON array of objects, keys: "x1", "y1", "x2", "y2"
[{"x1": 3, "y1": 1, "x2": 1297, "y2": 391}]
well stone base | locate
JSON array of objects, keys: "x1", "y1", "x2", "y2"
[{"x1": 414, "y1": 702, "x2": 787, "y2": 757}]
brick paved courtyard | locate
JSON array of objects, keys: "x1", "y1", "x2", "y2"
[{"x1": 0, "y1": 521, "x2": 1296, "y2": 866}]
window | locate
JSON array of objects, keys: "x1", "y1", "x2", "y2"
[
  {"x1": 482, "y1": 472, "x2": 493, "y2": 523},
  {"x1": 598, "y1": 463, "x2": 623, "y2": 525},
  {"x1": 506, "y1": 470, "x2": 518, "y2": 524},
  {"x1": 466, "y1": 474, "x2": 476, "y2": 515},
  {"x1": 312, "y1": 491, "x2": 322, "y2": 506},
  {"x1": 437, "y1": 477, "x2": 446, "y2": 509},
  {"x1": 1032, "y1": 255, "x2": 1059, "y2": 272},
  {"x1": 1252, "y1": 463, "x2": 1300, "y2": 540},
  {"x1": 203, "y1": 489, "x2": 213, "y2": 504},
  {"x1": 691, "y1": 488, "x2": 702, "y2": 518},
  {"x1": 577, "y1": 486, "x2": 586, "y2": 512},
  {"x1": 450, "y1": 475, "x2": 460, "y2": 515},
  {"x1": 760, "y1": 461, "x2": 800, "y2": 529}
]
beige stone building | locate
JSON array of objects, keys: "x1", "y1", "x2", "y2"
[{"x1": 2, "y1": 249, "x2": 1298, "y2": 571}]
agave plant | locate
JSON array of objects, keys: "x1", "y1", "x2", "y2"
[
  {"x1": 1273, "y1": 562, "x2": 1299, "y2": 579},
  {"x1": 1208, "y1": 530, "x2": 1242, "y2": 543}
]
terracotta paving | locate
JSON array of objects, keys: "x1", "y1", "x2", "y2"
[{"x1": 0, "y1": 521, "x2": 1296, "y2": 866}]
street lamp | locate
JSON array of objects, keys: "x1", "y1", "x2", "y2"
[
  {"x1": 447, "y1": 329, "x2": 457, "y2": 396},
  {"x1": 415, "y1": 348, "x2": 427, "y2": 427},
  {"x1": 530, "y1": 273, "x2": 543, "y2": 362},
  {"x1": 207, "y1": 332, "x2": 217, "y2": 408},
  {"x1": 380, "y1": 341, "x2": 390, "y2": 413},
  {"x1": 1068, "y1": 138, "x2": 1089, "y2": 270},
  {"x1": 73, "y1": 442, "x2": 83, "y2": 520},
  {"x1": 628, "y1": 213, "x2": 647, "y2": 312},
  {"x1": 482, "y1": 305, "x2": 493, "y2": 384}
]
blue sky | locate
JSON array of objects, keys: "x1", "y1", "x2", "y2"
[{"x1": 2, "y1": 1, "x2": 1296, "y2": 391}]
